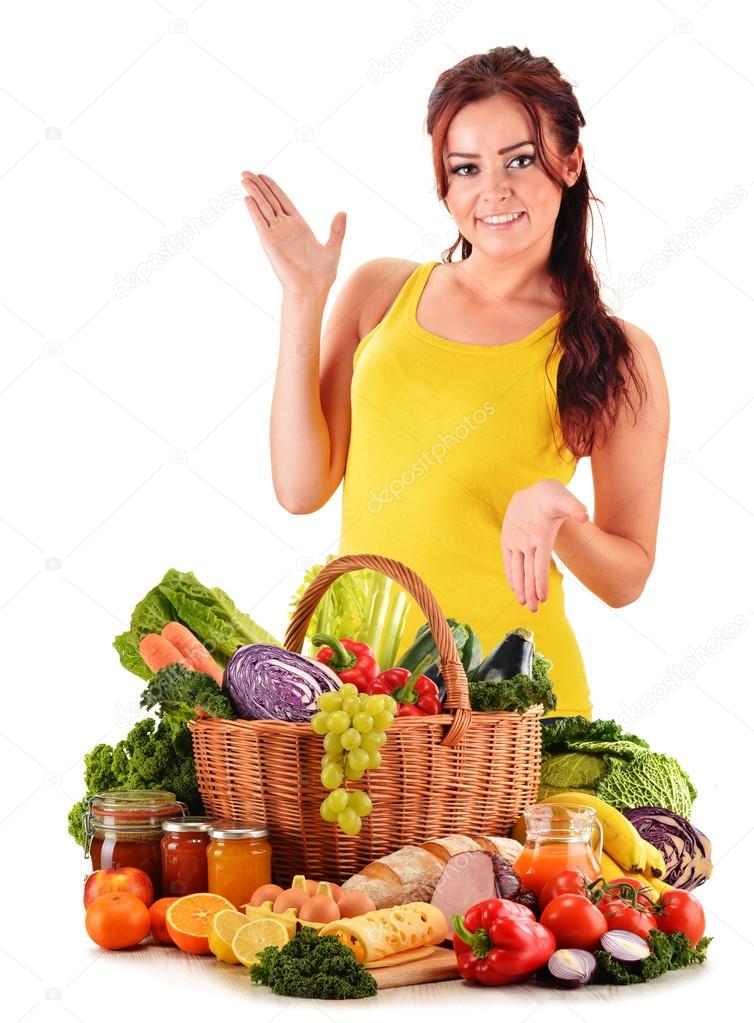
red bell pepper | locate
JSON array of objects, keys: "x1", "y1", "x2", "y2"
[
  {"x1": 368, "y1": 654, "x2": 442, "y2": 715},
  {"x1": 312, "y1": 633, "x2": 379, "y2": 692},
  {"x1": 451, "y1": 898, "x2": 556, "y2": 986}
]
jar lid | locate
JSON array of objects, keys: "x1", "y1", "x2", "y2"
[
  {"x1": 162, "y1": 816, "x2": 216, "y2": 833},
  {"x1": 91, "y1": 790, "x2": 180, "y2": 815},
  {"x1": 209, "y1": 820, "x2": 268, "y2": 839}
]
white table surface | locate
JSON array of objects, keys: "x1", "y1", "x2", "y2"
[{"x1": 13, "y1": 849, "x2": 738, "y2": 1023}]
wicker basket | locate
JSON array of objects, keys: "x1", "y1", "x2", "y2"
[{"x1": 188, "y1": 554, "x2": 543, "y2": 885}]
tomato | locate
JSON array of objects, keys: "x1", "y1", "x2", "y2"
[
  {"x1": 149, "y1": 897, "x2": 179, "y2": 945},
  {"x1": 654, "y1": 890, "x2": 706, "y2": 946},
  {"x1": 539, "y1": 869, "x2": 589, "y2": 910},
  {"x1": 539, "y1": 894, "x2": 608, "y2": 951},
  {"x1": 85, "y1": 892, "x2": 151, "y2": 950},
  {"x1": 599, "y1": 897, "x2": 658, "y2": 940},
  {"x1": 606, "y1": 876, "x2": 656, "y2": 912}
]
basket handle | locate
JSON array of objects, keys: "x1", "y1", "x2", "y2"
[{"x1": 283, "y1": 553, "x2": 473, "y2": 748}]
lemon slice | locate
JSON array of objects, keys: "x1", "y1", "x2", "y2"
[
  {"x1": 231, "y1": 918, "x2": 290, "y2": 968},
  {"x1": 208, "y1": 909, "x2": 248, "y2": 964}
]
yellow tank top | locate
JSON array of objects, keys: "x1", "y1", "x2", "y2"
[{"x1": 337, "y1": 260, "x2": 592, "y2": 719}]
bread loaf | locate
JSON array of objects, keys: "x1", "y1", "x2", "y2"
[{"x1": 341, "y1": 833, "x2": 523, "y2": 909}]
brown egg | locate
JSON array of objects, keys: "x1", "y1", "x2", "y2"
[
  {"x1": 327, "y1": 882, "x2": 344, "y2": 901},
  {"x1": 336, "y1": 890, "x2": 376, "y2": 917},
  {"x1": 305, "y1": 879, "x2": 318, "y2": 896},
  {"x1": 273, "y1": 888, "x2": 309, "y2": 914},
  {"x1": 248, "y1": 883, "x2": 284, "y2": 907},
  {"x1": 298, "y1": 894, "x2": 341, "y2": 924}
]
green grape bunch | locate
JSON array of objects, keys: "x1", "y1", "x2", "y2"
[{"x1": 310, "y1": 683, "x2": 396, "y2": 835}]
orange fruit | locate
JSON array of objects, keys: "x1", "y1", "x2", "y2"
[
  {"x1": 85, "y1": 892, "x2": 151, "y2": 950},
  {"x1": 149, "y1": 897, "x2": 180, "y2": 945},
  {"x1": 166, "y1": 893, "x2": 235, "y2": 955}
]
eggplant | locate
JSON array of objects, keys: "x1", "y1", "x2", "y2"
[{"x1": 470, "y1": 627, "x2": 534, "y2": 683}]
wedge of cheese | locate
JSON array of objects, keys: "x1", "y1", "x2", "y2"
[{"x1": 319, "y1": 902, "x2": 447, "y2": 963}]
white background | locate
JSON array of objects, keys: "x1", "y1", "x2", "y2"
[{"x1": 1, "y1": 0, "x2": 750, "y2": 1018}]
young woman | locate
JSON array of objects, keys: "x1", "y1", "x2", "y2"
[{"x1": 241, "y1": 45, "x2": 669, "y2": 721}]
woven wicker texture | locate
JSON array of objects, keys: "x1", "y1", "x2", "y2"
[{"x1": 189, "y1": 554, "x2": 542, "y2": 884}]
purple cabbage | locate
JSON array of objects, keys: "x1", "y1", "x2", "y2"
[
  {"x1": 622, "y1": 806, "x2": 713, "y2": 891},
  {"x1": 224, "y1": 643, "x2": 340, "y2": 722}
]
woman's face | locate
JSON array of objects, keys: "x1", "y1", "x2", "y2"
[{"x1": 442, "y1": 94, "x2": 582, "y2": 257}]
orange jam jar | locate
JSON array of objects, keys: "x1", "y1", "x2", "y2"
[
  {"x1": 85, "y1": 790, "x2": 187, "y2": 898},
  {"x1": 161, "y1": 816, "x2": 215, "y2": 897},
  {"x1": 207, "y1": 821, "x2": 272, "y2": 909}
]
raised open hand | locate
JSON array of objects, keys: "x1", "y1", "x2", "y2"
[{"x1": 241, "y1": 171, "x2": 346, "y2": 295}]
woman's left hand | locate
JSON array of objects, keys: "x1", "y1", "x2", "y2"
[{"x1": 501, "y1": 480, "x2": 589, "y2": 612}]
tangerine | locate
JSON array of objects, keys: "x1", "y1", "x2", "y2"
[{"x1": 85, "y1": 892, "x2": 151, "y2": 950}]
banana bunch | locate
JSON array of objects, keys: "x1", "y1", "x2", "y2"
[
  {"x1": 598, "y1": 851, "x2": 673, "y2": 900},
  {"x1": 534, "y1": 792, "x2": 668, "y2": 883}
]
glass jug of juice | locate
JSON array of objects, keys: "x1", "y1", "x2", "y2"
[{"x1": 513, "y1": 803, "x2": 603, "y2": 897}]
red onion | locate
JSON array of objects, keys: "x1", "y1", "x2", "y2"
[
  {"x1": 600, "y1": 929, "x2": 651, "y2": 963},
  {"x1": 547, "y1": 948, "x2": 596, "y2": 986}
]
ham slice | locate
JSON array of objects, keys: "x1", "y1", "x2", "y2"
[{"x1": 430, "y1": 851, "x2": 497, "y2": 941}]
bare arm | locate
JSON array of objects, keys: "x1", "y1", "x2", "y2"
[
  {"x1": 270, "y1": 264, "x2": 377, "y2": 513},
  {"x1": 552, "y1": 322, "x2": 670, "y2": 607}
]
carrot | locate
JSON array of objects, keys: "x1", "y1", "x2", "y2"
[
  {"x1": 139, "y1": 633, "x2": 192, "y2": 673},
  {"x1": 161, "y1": 621, "x2": 224, "y2": 686}
]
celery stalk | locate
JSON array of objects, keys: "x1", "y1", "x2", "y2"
[
  {"x1": 357, "y1": 571, "x2": 390, "y2": 652},
  {"x1": 376, "y1": 589, "x2": 410, "y2": 670}
]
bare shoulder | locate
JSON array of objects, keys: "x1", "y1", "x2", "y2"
[
  {"x1": 612, "y1": 318, "x2": 669, "y2": 426},
  {"x1": 349, "y1": 257, "x2": 421, "y2": 339},
  {"x1": 616, "y1": 318, "x2": 662, "y2": 365}
]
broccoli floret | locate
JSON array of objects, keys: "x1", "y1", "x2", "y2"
[
  {"x1": 67, "y1": 716, "x2": 203, "y2": 850},
  {"x1": 140, "y1": 664, "x2": 236, "y2": 744},
  {"x1": 83, "y1": 743, "x2": 120, "y2": 793},
  {"x1": 67, "y1": 796, "x2": 89, "y2": 848}
]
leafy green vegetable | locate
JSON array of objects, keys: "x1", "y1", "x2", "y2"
[
  {"x1": 593, "y1": 929, "x2": 712, "y2": 984},
  {"x1": 114, "y1": 569, "x2": 281, "y2": 681},
  {"x1": 67, "y1": 712, "x2": 206, "y2": 850},
  {"x1": 288, "y1": 555, "x2": 409, "y2": 671},
  {"x1": 469, "y1": 652, "x2": 557, "y2": 713},
  {"x1": 140, "y1": 663, "x2": 237, "y2": 745},
  {"x1": 539, "y1": 717, "x2": 698, "y2": 817},
  {"x1": 250, "y1": 927, "x2": 377, "y2": 999}
]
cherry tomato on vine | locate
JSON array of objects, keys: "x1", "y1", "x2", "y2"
[
  {"x1": 539, "y1": 869, "x2": 590, "y2": 910},
  {"x1": 654, "y1": 890, "x2": 706, "y2": 946},
  {"x1": 539, "y1": 894, "x2": 608, "y2": 951}
]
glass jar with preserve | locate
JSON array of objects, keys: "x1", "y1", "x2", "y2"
[
  {"x1": 85, "y1": 790, "x2": 187, "y2": 899},
  {"x1": 207, "y1": 821, "x2": 272, "y2": 909},
  {"x1": 161, "y1": 816, "x2": 215, "y2": 896}
]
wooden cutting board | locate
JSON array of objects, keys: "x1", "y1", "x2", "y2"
[{"x1": 367, "y1": 946, "x2": 460, "y2": 989}]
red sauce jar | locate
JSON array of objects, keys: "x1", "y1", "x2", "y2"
[
  {"x1": 85, "y1": 790, "x2": 187, "y2": 898},
  {"x1": 161, "y1": 817, "x2": 215, "y2": 896}
]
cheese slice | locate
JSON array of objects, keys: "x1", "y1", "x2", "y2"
[
  {"x1": 366, "y1": 946, "x2": 436, "y2": 969},
  {"x1": 320, "y1": 902, "x2": 447, "y2": 962}
]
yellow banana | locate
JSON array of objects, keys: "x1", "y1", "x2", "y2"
[
  {"x1": 640, "y1": 838, "x2": 666, "y2": 879},
  {"x1": 598, "y1": 852, "x2": 665, "y2": 901},
  {"x1": 539, "y1": 792, "x2": 647, "y2": 873},
  {"x1": 598, "y1": 851, "x2": 627, "y2": 882},
  {"x1": 510, "y1": 813, "x2": 527, "y2": 846}
]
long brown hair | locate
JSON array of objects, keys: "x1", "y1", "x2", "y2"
[{"x1": 426, "y1": 45, "x2": 647, "y2": 459}]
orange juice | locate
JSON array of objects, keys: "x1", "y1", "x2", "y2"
[{"x1": 513, "y1": 841, "x2": 601, "y2": 897}]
